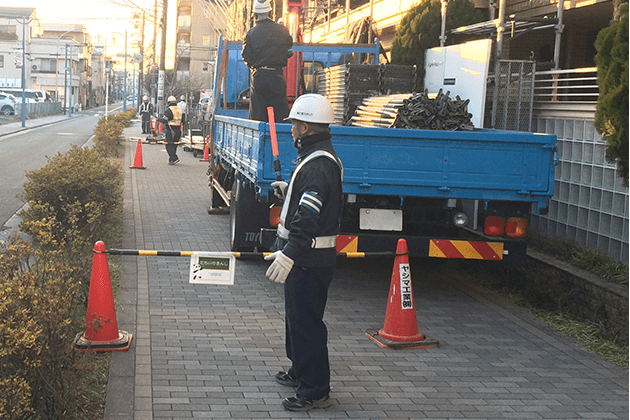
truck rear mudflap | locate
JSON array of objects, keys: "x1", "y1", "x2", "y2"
[{"x1": 260, "y1": 229, "x2": 527, "y2": 261}]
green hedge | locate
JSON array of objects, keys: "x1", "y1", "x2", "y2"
[{"x1": 0, "y1": 112, "x2": 128, "y2": 417}]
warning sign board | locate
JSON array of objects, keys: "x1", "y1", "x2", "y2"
[{"x1": 189, "y1": 252, "x2": 235, "y2": 285}]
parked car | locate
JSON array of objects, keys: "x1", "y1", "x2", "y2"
[{"x1": 0, "y1": 93, "x2": 16, "y2": 115}]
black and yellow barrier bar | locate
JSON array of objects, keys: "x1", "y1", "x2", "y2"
[{"x1": 106, "y1": 249, "x2": 395, "y2": 259}]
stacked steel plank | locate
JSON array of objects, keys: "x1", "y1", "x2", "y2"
[
  {"x1": 317, "y1": 64, "x2": 380, "y2": 125},
  {"x1": 349, "y1": 94, "x2": 410, "y2": 128},
  {"x1": 379, "y1": 64, "x2": 417, "y2": 95}
]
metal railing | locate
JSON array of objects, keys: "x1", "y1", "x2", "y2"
[
  {"x1": 14, "y1": 102, "x2": 63, "y2": 117},
  {"x1": 533, "y1": 67, "x2": 599, "y2": 119}
]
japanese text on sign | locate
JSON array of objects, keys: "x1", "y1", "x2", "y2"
[{"x1": 399, "y1": 263, "x2": 413, "y2": 310}]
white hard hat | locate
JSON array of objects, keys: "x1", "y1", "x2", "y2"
[
  {"x1": 143, "y1": 95, "x2": 148, "y2": 101},
  {"x1": 252, "y1": 0, "x2": 272, "y2": 14},
  {"x1": 287, "y1": 94, "x2": 335, "y2": 124},
  {"x1": 167, "y1": 95, "x2": 177, "y2": 103}
]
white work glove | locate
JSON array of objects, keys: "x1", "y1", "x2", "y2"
[
  {"x1": 271, "y1": 181, "x2": 288, "y2": 200},
  {"x1": 264, "y1": 251, "x2": 294, "y2": 284}
]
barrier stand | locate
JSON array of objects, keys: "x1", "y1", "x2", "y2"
[
  {"x1": 366, "y1": 238, "x2": 438, "y2": 349},
  {"x1": 73, "y1": 241, "x2": 133, "y2": 351}
]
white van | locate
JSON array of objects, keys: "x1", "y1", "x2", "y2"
[{"x1": 0, "y1": 88, "x2": 40, "y2": 103}]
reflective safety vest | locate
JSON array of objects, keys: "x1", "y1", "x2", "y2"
[
  {"x1": 278, "y1": 150, "x2": 343, "y2": 248},
  {"x1": 168, "y1": 105, "x2": 183, "y2": 126}
]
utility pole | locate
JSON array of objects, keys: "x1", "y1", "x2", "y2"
[
  {"x1": 160, "y1": 0, "x2": 167, "y2": 71},
  {"x1": 139, "y1": 11, "x2": 145, "y2": 104},
  {"x1": 157, "y1": 0, "x2": 168, "y2": 115},
  {"x1": 153, "y1": 0, "x2": 158, "y2": 65}
]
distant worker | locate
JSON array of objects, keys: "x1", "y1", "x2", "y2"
[
  {"x1": 159, "y1": 96, "x2": 183, "y2": 165},
  {"x1": 139, "y1": 96, "x2": 154, "y2": 134},
  {"x1": 265, "y1": 94, "x2": 343, "y2": 412},
  {"x1": 242, "y1": 0, "x2": 293, "y2": 122},
  {"x1": 177, "y1": 95, "x2": 187, "y2": 135}
]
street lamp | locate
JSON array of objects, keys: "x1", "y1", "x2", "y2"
[
  {"x1": 65, "y1": 41, "x2": 85, "y2": 117},
  {"x1": 11, "y1": 15, "x2": 37, "y2": 127},
  {"x1": 55, "y1": 29, "x2": 75, "y2": 103}
]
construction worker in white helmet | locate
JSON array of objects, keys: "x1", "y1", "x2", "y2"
[
  {"x1": 159, "y1": 95, "x2": 183, "y2": 165},
  {"x1": 242, "y1": 0, "x2": 293, "y2": 122},
  {"x1": 177, "y1": 95, "x2": 187, "y2": 135},
  {"x1": 265, "y1": 94, "x2": 342, "y2": 412},
  {"x1": 139, "y1": 95, "x2": 154, "y2": 134}
]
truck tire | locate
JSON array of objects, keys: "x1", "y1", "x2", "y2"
[{"x1": 229, "y1": 178, "x2": 265, "y2": 252}]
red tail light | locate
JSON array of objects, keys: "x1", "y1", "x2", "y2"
[
  {"x1": 506, "y1": 217, "x2": 527, "y2": 238},
  {"x1": 484, "y1": 216, "x2": 505, "y2": 236},
  {"x1": 269, "y1": 205, "x2": 281, "y2": 227}
]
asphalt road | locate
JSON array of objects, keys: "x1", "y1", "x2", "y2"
[{"x1": 0, "y1": 104, "x2": 125, "y2": 231}]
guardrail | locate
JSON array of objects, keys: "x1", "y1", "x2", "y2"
[{"x1": 533, "y1": 67, "x2": 598, "y2": 120}]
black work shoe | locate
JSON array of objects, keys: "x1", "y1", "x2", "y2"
[
  {"x1": 275, "y1": 371, "x2": 298, "y2": 387},
  {"x1": 282, "y1": 395, "x2": 331, "y2": 412}
]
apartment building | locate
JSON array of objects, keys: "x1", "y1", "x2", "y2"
[
  {"x1": 0, "y1": 8, "x2": 39, "y2": 89},
  {"x1": 0, "y1": 7, "x2": 107, "y2": 110},
  {"x1": 175, "y1": 0, "x2": 227, "y2": 96}
]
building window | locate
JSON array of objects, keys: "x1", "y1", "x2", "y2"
[
  {"x1": 203, "y1": 35, "x2": 210, "y2": 46},
  {"x1": 0, "y1": 25, "x2": 17, "y2": 41},
  {"x1": 178, "y1": 15, "x2": 191, "y2": 27},
  {"x1": 0, "y1": 55, "x2": 4, "y2": 68},
  {"x1": 40, "y1": 58, "x2": 56, "y2": 73}
]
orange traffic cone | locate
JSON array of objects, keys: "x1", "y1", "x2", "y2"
[
  {"x1": 366, "y1": 239, "x2": 438, "y2": 349},
  {"x1": 130, "y1": 138, "x2": 146, "y2": 169},
  {"x1": 74, "y1": 241, "x2": 133, "y2": 351},
  {"x1": 200, "y1": 135, "x2": 210, "y2": 162}
]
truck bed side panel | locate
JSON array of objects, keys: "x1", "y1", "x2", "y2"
[{"x1": 214, "y1": 115, "x2": 556, "y2": 209}]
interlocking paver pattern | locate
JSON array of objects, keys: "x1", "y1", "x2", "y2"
[{"x1": 103, "y1": 122, "x2": 628, "y2": 420}]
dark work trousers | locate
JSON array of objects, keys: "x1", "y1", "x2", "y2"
[
  {"x1": 164, "y1": 124, "x2": 181, "y2": 163},
  {"x1": 249, "y1": 69, "x2": 289, "y2": 122},
  {"x1": 285, "y1": 265, "x2": 334, "y2": 400},
  {"x1": 141, "y1": 113, "x2": 151, "y2": 134}
]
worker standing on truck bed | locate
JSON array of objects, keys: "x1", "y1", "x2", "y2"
[
  {"x1": 160, "y1": 96, "x2": 183, "y2": 165},
  {"x1": 264, "y1": 94, "x2": 343, "y2": 412},
  {"x1": 242, "y1": 0, "x2": 293, "y2": 122}
]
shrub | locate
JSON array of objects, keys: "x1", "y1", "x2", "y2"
[
  {"x1": 93, "y1": 110, "x2": 137, "y2": 157},
  {"x1": 19, "y1": 146, "x2": 123, "y2": 287},
  {"x1": 594, "y1": 0, "x2": 629, "y2": 184},
  {"x1": 0, "y1": 236, "x2": 89, "y2": 419}
]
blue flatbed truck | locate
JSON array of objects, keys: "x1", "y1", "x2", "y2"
[{"x1": 207, "y1": 39, "x2": 557, "y2": 261}]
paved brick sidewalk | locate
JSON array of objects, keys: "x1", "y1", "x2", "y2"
[{"x1": 105, "y1": 122, "x2": 628, "y2": 420}]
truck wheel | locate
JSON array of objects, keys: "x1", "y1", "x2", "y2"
[{"x1": 229, "y1": 178, "x2": 265, "y2": 252}]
